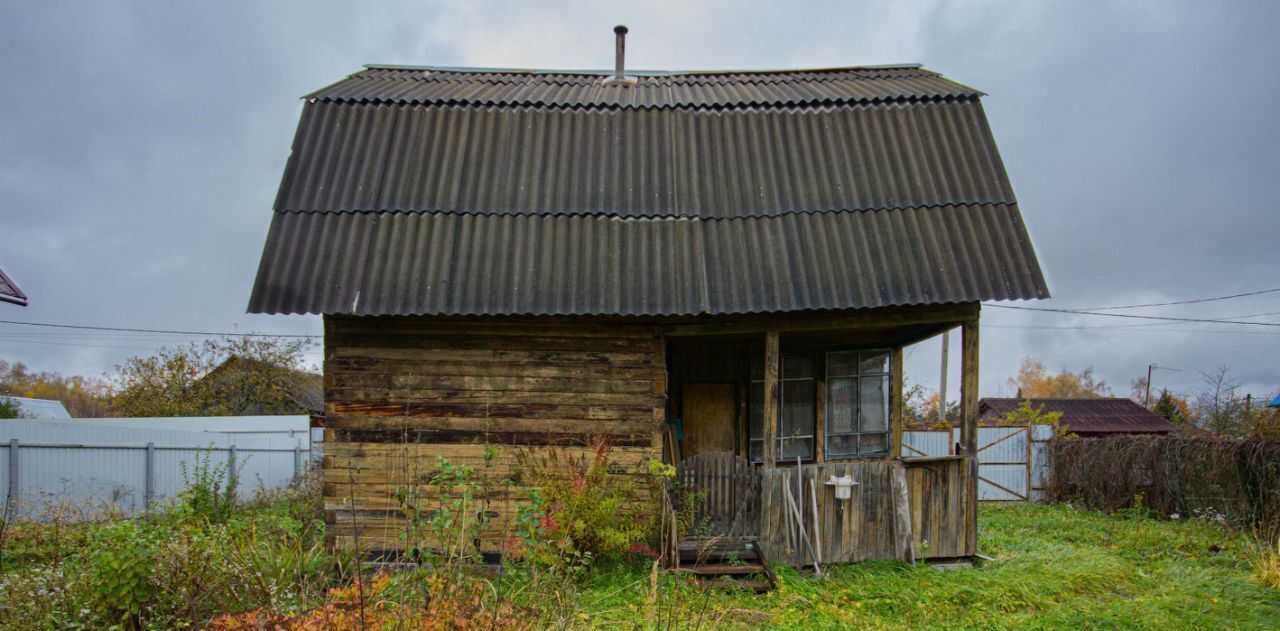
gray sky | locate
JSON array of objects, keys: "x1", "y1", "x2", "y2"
[{"x1": 1, "y1": 0, "x2": 1277, "y2": 401}]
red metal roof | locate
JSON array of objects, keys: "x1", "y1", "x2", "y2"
[
  {"x1": 978, "y1": 398, "x2": 1176, "y2": 434},
  {"x1": 0, "y1": 264, "x2": 27, "y2": 307}
]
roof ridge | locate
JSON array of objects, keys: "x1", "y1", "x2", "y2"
[
  {"x1": 303, "y1": 93, "x2": 983, "y2": 111},
  {"x1": 272, "y1": 202, "x2": 1021, "y2": 221},
  {"x1": 360, "y1": 63, "x2": 928, "y2": 76}
]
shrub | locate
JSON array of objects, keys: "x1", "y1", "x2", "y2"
[
  {"x1": 511, "y1": 440, "x2": 659, "y2": 569},
  {"x1": 82, "y1": 519, "x2": 160, "y2": 626},
  {"x1": 175, "y1": 448, "x2": 243, "y2": 524}
]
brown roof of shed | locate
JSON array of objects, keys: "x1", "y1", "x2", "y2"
[
  {"x1": 249, "y1": 64, "x2": 1048, "y2": 317},
  {"x1": 979, "y1": 398, "x2": 1178, "y2": 434}
]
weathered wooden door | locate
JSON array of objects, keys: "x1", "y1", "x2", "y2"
[
  {"x1": 682, "y1": 383, "x2": 737, "y2": 458},
  {"x1": 678, "y1": 452, "x2": 760, "y2": 538}
]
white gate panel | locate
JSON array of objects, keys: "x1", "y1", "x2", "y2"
[
  {"x1": 906, "y1": 425, "x2": 1051, "y2": 502},
  {"x1": 901, "y1": 430, "x2": 952, "y2": 458}
]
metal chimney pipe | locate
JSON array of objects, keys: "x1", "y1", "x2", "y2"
[{"x1": 614, "y1": 25, "x2": 628, "y2": 80}]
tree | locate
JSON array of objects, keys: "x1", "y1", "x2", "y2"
[
  {"x1": 1007, "y1": 356, "x2": 1113, "y2": 399},
  {"x1": 901, "y1": 380, "x2": 959, "y2": 430},
  {"x1": 0, "y1": 360, "x2": 112, "y2": 417},
  {"x1": 107, "y1": 336, "x2": 317, "y2": 417},
  {"x1": 1151, "y1": 389, "x2": 1191, "y2": 425},
  {"x1": 0, "y1": 398, "x2": 25, "y2": 419},
  {"x1": 998, "y1": 399, "x2": 1071, "y2": 437},
  {"x1": 1192, "y1": 366, "x2": 1249, "y2": 438}
]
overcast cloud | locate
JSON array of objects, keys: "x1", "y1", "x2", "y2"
[{"x1": 1, "y1": 0, "x2": 1277, "y2": 401}]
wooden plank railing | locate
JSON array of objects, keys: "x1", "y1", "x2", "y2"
[{"x1": 677, "y1": 452, "x2": 760, "y2": 539}]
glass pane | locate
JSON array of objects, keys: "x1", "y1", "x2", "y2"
[
  {"x1": 859, "y1": 433, "x2": 888, "y2": 455},
  {"x1": 781, "y1": 437, "x2": 813, "y2": 460},
  {"x1": 826, "y1": 377, "x2": 856, "y2": 435},
  {"x1": 860, "y1": 351, "x2": 889, "y2": 375},
  {"x1": 782, "y1": 355, "x2": 813, "y2": 379},
  {"x1": 750, "y1": 356, "x2": 764, "y2": 380},
  {"x1": 827, "y1": 351, "x2": 859, "y2": 378},
  {"x1": 827, "y1": 434, "x2": 856, "y2": 457},
  {"x1": 781, "y1": 380, "x2": 815, "y2": 438},
  {"x1": 749, "y1": 438, "x2": 763, "y2": 462},
  {"x1": 859, "y1": 375, "x2": 888, "y2": 432},
  {"x1": 749, "y1": 380, "x2": 764, "y2": 439}
]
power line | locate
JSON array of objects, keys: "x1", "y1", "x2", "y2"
[
  {"x1": 981, "y1": 324, "x2": 1280, "y2": 336},
  {"x1": 0, "y1": 319, "x2": 321, "y2": 339},
  {"x1": 1064, "y1": 287, "x2": 1280, "y2": 311},
  {"x1": 983, "y1": 309, "x2": 1280, "y2": 331},
  {"x1": 982, "y1": 304, "x2": 1280, "y2": 327}
]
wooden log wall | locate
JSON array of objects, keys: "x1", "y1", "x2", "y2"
[
  {"x1": 758, "y1": 458, "x2": 970, "y2": 566},
  {"x1": 322, "y1": 316, "x2": 667, "y2": 555}
]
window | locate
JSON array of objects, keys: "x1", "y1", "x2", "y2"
[
  {"x1": 826, "y1": 350, "x2": 891, "y2": 457},
  {"x1": 748, "y1": 355, "x2": 816, "y2": 462}
]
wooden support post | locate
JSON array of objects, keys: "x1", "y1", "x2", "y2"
[
  {"x1": 890, "y1": 462, "x2": 915, "y2": 564},
  {"x1": 762, "y1": 331, "x2": 780, "y2": 468},
  {"x1": 960, "y1": 318, "x2": 980, "y2": 555},
  {"x1": 891, "y1": 347, "x2": 904, "y2": 458}
]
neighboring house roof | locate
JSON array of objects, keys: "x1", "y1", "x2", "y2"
[
  {"x1": 199, "y1": 357, "x2": 324, "y2": 415},
  {"x1": 0, "y1": 264, "x2": 28, "y2": 307},
  {"x1": 979, "y1": 398, "x2": 1177, "y2": 435},
  {"x1": 0, "y1": 396, "x2": 72, "y2": 418},
  {"x1": 249, "y1": 64, "x2": 1048, "y2": 317}
]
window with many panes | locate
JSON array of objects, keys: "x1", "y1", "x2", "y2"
[
  {"x1": 748, "y1": 355, "x2": 815, "y2": 463},
  {"x1": 825, "y1": 350, "x2": 891, "y2": 457}
]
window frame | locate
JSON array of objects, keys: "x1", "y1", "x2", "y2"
[
  {"x1": 824, "y1": 348, "x2": 893, "y2": 458},
  {"x1": 748, "y1": 354, "x2": 817, "y2": 463}
]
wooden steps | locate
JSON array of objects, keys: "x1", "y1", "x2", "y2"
[
  {"x1": 693, "y1": 578, "x2": 773, "y2": 594},
  {"x1": 676, "y1": 537, "x2": 776, "y2": 593}
]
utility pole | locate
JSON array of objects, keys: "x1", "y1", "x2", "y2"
[
  {"x1": 939, "y1": 331, "x2": 949, "y2": 422},
  {"x1": 1144, "y1": 364, "x2": 1153, "y2": 407},
  {"x1": 1144, "y1": 364, "x2": 1182, "y2": 408}
]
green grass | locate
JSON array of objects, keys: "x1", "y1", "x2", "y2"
[
  {"x1": 572, "y1": 503, "x2": 1280, "y2": 630},
  {"x1": 2, "y1": 496, "x2": 1276, "y2": 629}
]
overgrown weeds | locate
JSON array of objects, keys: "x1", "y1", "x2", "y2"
[
  {"x1": 0, "y1": 459, "x2": 349, "y2": 630},
  {"x1": 1251, "y1": 537, "x2": 1280, "y2": 589},
  {"x1": 4, "y1": 440, "x2": 1278, "y2": 629}
]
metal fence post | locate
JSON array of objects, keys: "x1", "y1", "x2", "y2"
[
  {"x1": 6, "y1": 438, "x2": 17, "y2": 515},
  {"x1": 144, "y1": 442, "x2": 155, "y2": 511},
  {"x1": 227, "y1": 445, "x2": 237, "y2": 496}
]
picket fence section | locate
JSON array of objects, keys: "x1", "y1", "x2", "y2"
[
  {"x1": 0, "y1": 420, "x2": 313, "y2": 517},
  {"x1": 902, "y1": 425, "x2": 1053, "y2": 501}
]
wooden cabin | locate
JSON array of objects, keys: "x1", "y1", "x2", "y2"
[{"x1": 248, "y1": 58, "x2": 1047, "y2": 566}]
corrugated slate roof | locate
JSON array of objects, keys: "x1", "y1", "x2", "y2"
[
  {"x1": 249, "y1": 64, "x2": 1048, "y2": 317},
  {"x1": 309, "y1": 65, "x2": 980, "y2": 110},
  {"x1": 250, "y1": 204, "x2": 1040, "y2": 316},
  {"x1": 0, "y1": 265, "x2": 27, "y2": 307},
  {"x1": 275, "y1": 100, "x2": 1014, "y2": 217},
  {"x1": 979, "y1": 398, "x2": 1177, "y2": 434}
]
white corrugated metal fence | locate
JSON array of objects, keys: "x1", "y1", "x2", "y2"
[{"x1": 1, "y1": 419, "x2": 315, "y2": 518}]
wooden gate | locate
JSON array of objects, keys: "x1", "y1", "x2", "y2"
[{"x1": 677, "y1": 452, "x2": 760, "y2": 538}]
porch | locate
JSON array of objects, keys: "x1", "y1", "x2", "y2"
[{"x1": 660, "y1": 304, "x2": 982, "y2": 567}]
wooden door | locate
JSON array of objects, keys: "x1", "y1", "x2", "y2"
[{"x1": 682, "y1": 383, "x2": 737, "y2": 458}]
